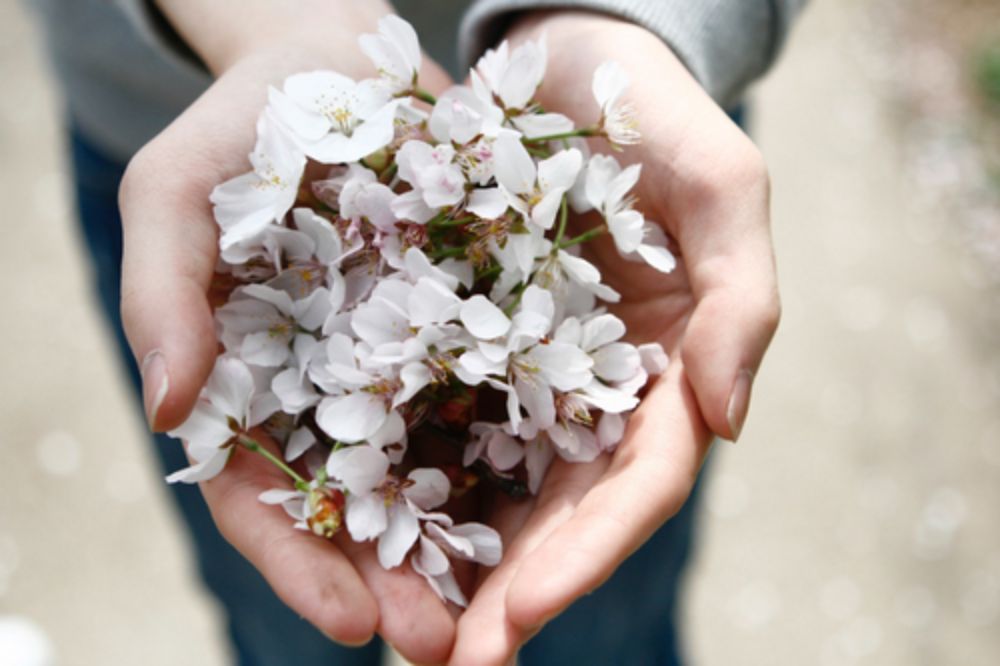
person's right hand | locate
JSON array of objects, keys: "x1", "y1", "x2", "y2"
[{"x1": 117, "y1": 3, "x2": 457, "y2": 661}]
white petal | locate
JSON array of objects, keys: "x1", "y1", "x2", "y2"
[
  {"x1": 408, "y1": 277, "x2": 461, "y2": 326},
  {"x1": 635, "y1": 241, "x2": 677, "y2": 273},
  {"x1": 638, "y1": 343, "x2": 669, "y2": 375},
  {"x1": 487, "y1": 431, "x2": 524, "y2": 471},
  {"x1": 168, "y1": 402, "x2": 232, "y2": 451},
  {"x1": 326, "y1": 445, "x2": 390, "y2": 495},
  {"x1": 367, "y1": 409, "x2": 406, "y2": 450},
  {"x1": 405, "y1": 468, "x2": 451, "y2": 510},
  {"x1": 460, "y1": 295, "x2": 511, "y2": 340},
  {"x1": 466, "y1": 187, "x2": 508, "y2": 219},
  {"x1": 285, "y1": 427, "x2": 316, "y2": 462},
  {"x1": 537, "y1": 148, "x2": 583, "y2": 194},
  {"x1": 416, "y1": 533, "x2": 452, "y2": 576},
  {"x1": 240, "y1": 331, "x2": 291, "y2": 367},
  {"x1": 597, "y1": 412, "x2": 627, "y2": 450},
  {"x1": 346, "y1": 492, "x2": 389, "y2": 541},
  {"x1": 592, "y1": 343, "x2": 641, "y2": 382},
  {"x1": 532, "y1": 342, "x2": 594, "y2": 391},
  {"x1": 548, "y1": 422, "x2": 601, "y2": 462},
  {"x1": 524, "y1": 437, "x2": 555, "y2": 495},
  {"x1": 165, "y1": 448, "x2": 230, "y2": 484},
  {"x1": 512, "y1": 112, "x2": 574, "y2": 138},
  {"x1": 317, "y1": 393, "x2": 387, "y2": 444},
  {"x1": 378, "y1": 503, "x2": 420, "y2": 569},
  {"x1": 258, "y1": 488, "x2": 302, "y2": 505},
  {"x1": 581, "y1": 314, "x2": 627, "y2": 351},
  {"x1": 205, "y1": 357, "x2": 256, "y2": 426},
  {"x1": 447, "y1": 523, "x2": 503, "y2": 566},
  {"x1": 592, "y1": 60, "x2": 628, "y2": 109},
  {"x1": 514, "y1": 377, "x2": 555, "y2": 430},
  {"x1": 492, "y1": 133, "x2": 536, "y2": 195}
]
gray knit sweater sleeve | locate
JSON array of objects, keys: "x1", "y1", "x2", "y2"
[{"x1": 459, "y1": 0, "x2": 809, "y2": 108}]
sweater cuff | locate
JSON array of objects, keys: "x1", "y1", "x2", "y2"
[
  {"x1": 114, "y1": 0, "x2": 208, "y2": 75},
  {"x1": 459, "y1": 0, "x2": 801, "y2": 108}
]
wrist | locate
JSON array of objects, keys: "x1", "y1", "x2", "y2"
[{"x1": 154, "y1": 0, "x2": 394, "y2": 76}]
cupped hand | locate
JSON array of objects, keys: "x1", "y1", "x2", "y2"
[
  {"x1": 117, "y1": 21, "x2": 459, "y2": 664},
  {"x1": 449, "y1": 12, "x2": 780, "y2": 665}
]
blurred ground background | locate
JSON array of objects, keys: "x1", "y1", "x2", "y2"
[{"x1": 2, "y1": 0, "x2": 999, "y2": 664}]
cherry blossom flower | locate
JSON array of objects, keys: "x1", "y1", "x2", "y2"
[
  {"x1": 359, "y1": 15, "x2": 422, "y2": 96},
  {"x1": 167, "y1": 357, "x2": 257, "y2": 483},
  {"x1": 584, "y1": 154, "x2": 677, "y2": 273},
  {"x1": 326, "y1": 445, "x2": 451, "y2": 568},
  {"x1": 269, "y1": 71, "x2": 400, "y2": 163},
  {"x1": 211, "y1": 111, "x2": 305, "y2": 257},
  {"x1": 494, "y1": 134, "x2": 582, "y2": 230},
  {"x1": 592, "y1": 61, "x2": 640, "y2": 146}
]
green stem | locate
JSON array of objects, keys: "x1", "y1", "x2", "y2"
[
  {"x1": 428, "y1": 245, "x2": 467, "y2": 260},
  {"x1": 379, "y1": 162, "x2": 398, "y2": 185},
  {"x1": 413, "y1": 88, "x2": 438, "y2": 105},
  {"x1": 503, "y1": 283, "x2": 528, "y2": 316},
  {"x1": 556, "y1": 224, "x2": 607, "y2": 250},
  {"x1": 238, "y1": 434, "x2": 309, "y2": 490},
  {"x1": 522, "y1": 127, "x2": 598, "y2": 144},
  {"x1": 553, "y1": 196, "x2": 569, "y2": 246}
]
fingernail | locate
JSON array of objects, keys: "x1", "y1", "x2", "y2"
[
  {"x1": 142, "y1": 350, "x2": 169, "y2": 430},
  {"x1": 726, "y1": 369, "x2": 754, "y2": 442}
]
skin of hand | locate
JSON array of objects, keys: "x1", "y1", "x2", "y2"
[
  {"x1": 447, "y1": 11, "x2": 780, "y2": 665},
  {"x1": 118, "y1": 2, "x2": 460, "y2": 662}
]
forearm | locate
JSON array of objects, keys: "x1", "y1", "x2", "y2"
[{"x1": 152, "y1": 0, "x2": 392, "y2": 74}]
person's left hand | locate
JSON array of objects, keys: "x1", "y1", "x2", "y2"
[{"x1": 447, "y1": 12, "x2": 781, "y2": 664}]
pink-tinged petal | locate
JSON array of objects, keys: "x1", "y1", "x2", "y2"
[
  {"x1": 466, "y1": 187, "x2": 508, "y2": 219},
  {"x1": 512, "y1": 112, "x2": 574, "y2": 138},
  {"x1": 447, "y1": 523, "x2": 502, "y2": 566},
  {"x1": 205, "y1": 357, "x2": 255, "y2": 426},
  {"x1": 549, "y1": 422, "x2": 601, "y2": 462},
  {"x1": 460, "y1": 295, "x2": 511, "y2": 340},
  {"x1": 492, "y1": 133, "x2": 536, "y2": 195},
  {"x1": 524, "y1": 437, "x2": 555, "y2": 495},
  {"x1": 285, "y1": 427, "x2": 316, "y2": 462},
  {"x1": 168, "y1": 402, "x2": 232, "y2": 450},
  {"x1": 597, "y1": 412, "x2": 627, "y2": 451},
  {"x1": 367, "y1": 409, "x2": 406, "y2": 450},
  {"x1": 592, "y1": 343, "x2": 641, "y2": 382},
  {"x1": 635, "y1": 241, "x2": 677, "y2": 273},
  {"x1": 346, "y1": 492, "x2": 388, "y2": 541},
  {"x1": 487, "y1": 431, "x2": 524, "y2": 471},
  {"x1": 326, "y1": 444, "x2": 390, "y2": 495},
  {"x1": 165, "y1": 448, "x2": 230, "y2": 485},
  {"x1": 317, "y1": 393, "x2": 389, "y2": 444},
  {"x1": 377, "y1": 503, "x2": 420, "y2": 569},
  {"x1": 405, "y1": 468, "x2": 451, "y2": 510},
  {"x1": 514, "y1": 377, "x2": 556, "y2": 430},
  {"x1": 638, "y1": 343, "x2": 670, "y2": 375},
  {"x1": 416, "y1": 534, "x2": 452, "y2": 576}
]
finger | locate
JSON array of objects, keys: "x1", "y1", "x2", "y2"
[
  {"x1": 336, "y1": 536, "x2": 456, "y2": 665},
  {"x1": 504, "y1": 361, "x2": 712, "y2": 630},
  {"x1": 199, "y1": 441, "x2": 379, "y2": 645},
  {"x1": 449, "y1": 459, "x2": 607, "y2": 666},
  {"x1": 670, "y1": 146, "x2": 780, "y2": 441}
]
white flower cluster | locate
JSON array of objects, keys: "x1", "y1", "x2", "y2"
[{"x1": 167, "y1": 16, "x2": 673, "y2": 606}]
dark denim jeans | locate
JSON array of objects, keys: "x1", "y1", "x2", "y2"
[{"x1": 70, "y1": 128, "x2": 704, "y2": 665}]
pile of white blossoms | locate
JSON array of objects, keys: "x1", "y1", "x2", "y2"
[{"x1": 168, "y1": 16, "x2": 673, "y2": 606}]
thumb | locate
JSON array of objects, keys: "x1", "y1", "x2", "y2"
[
  {"x1": 676, "y1": 154, "x2": 780, "y2": 442},
  {"x1": 119, "y1": 145, "x2": 219, "y2": 432}
]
